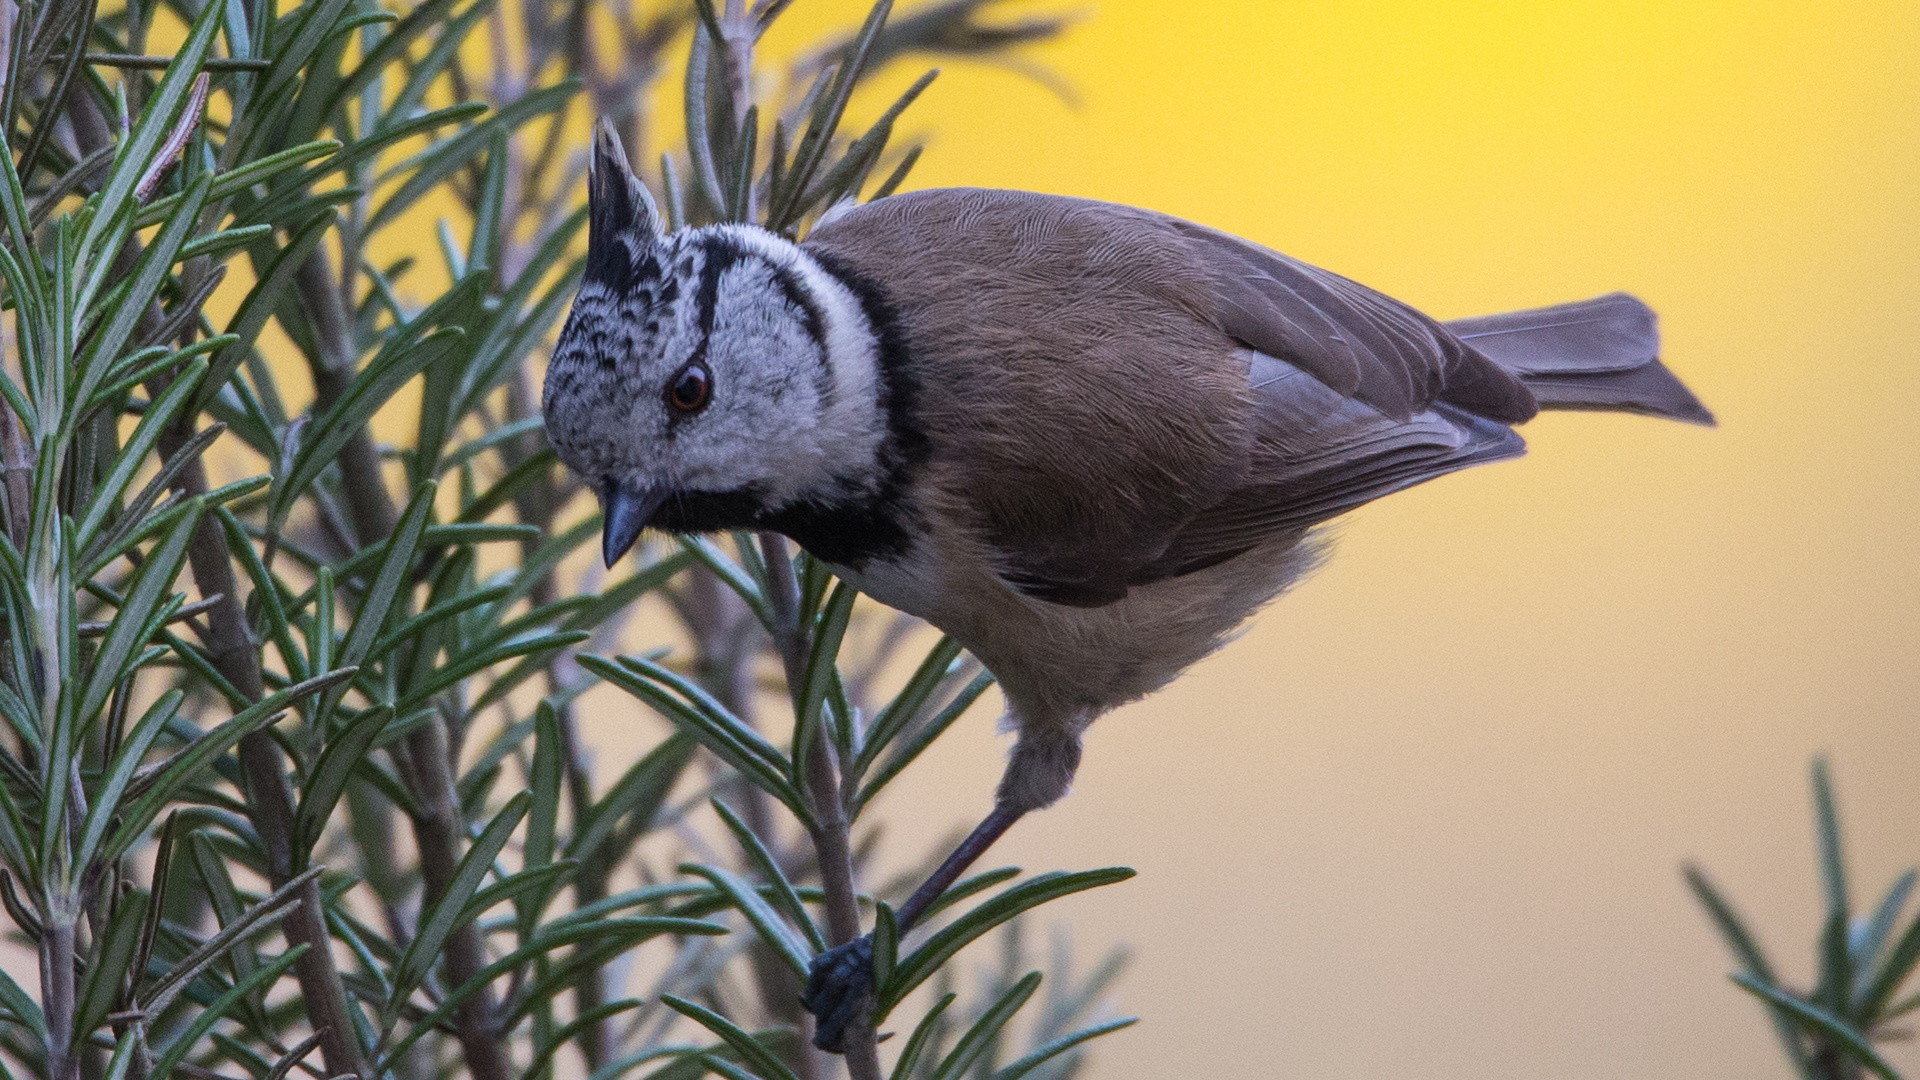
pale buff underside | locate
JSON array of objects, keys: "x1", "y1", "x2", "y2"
[{"x1": 837, "y1": 480, "x2": 1321, "y2": 811}]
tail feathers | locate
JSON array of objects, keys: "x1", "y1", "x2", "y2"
[
  {"x1": 1516, "y1": 361, "x2": 1716, "y2": 425},
  {"x1": 1445, "y1": 292, "x2": 1716, "y2": 427}
]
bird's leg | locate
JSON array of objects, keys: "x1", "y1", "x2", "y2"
[
  {"x1": 803, "y1": 724, "x2": 1081, "y2": 1053},
  {"x1": 897, "y1": 801, "x2": 1028, "y2": 929},
  {"x1": 801, "y1": 801, "x2": 1027, "y2": 1052}
]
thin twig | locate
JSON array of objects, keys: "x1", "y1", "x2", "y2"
[
  {"x1": 400, "y1": 715, "x2": 514, "y2": 1080},
  {"x1": 295, "y1": 251, "x2": 396, "y2": 545},
  {"x1": 66, "y1": 91, "x2": 371, "y2": 1080},
  {"x1": 43, "y1": 918, "x2": 78, "y2": 1080},
  {"x1": 160, "y1": 404, "x2": 372, "y2": 1080},
  {"x1": 761, "y1": 533, "x2": 883, "y2": 1080}
]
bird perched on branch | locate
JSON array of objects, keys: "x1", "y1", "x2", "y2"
[{"x1": 542, "y1": 120, "x2": 1713, "y2": 1052}]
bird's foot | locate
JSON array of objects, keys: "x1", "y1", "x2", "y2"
[{"x1": 800, "y1": 935, "x2": 874, "y2": 1053}]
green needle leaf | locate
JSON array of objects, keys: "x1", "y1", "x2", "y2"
[
  {"x1": 880, "y1": 869, "x2": 1134, "y2": 1017},
  {"x1": 713, "y1": 798, "x2": 826, "y2": 953},
  {"x1": 661, "y1": 995, "x2": 802, "y2": 1080},
  {"x1": 930, "y1": 971, "x2": 1041, "y2": 1080},
  {"x1": 991, "y1": 1017, "x2": 1139, "y2": 1080},
  {"x1": 889, "y1": 993, "x2": 955, "y2": 1080},
  {"x1": 1732, "y1": 974, "x2": 1904, "y2": 1080},
  {"x1": 679, "y1": 862, "x2": 812, "y2": 980},
  {"x1": 391, "y1": 792, "x2": 531, "y2": 1005}
]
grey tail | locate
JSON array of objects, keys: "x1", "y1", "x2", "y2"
[{"x1": 1445, "y1": 293, "x2": 1715, "y2": 427}]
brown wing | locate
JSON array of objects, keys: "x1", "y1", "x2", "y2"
[
  {"x1": 805, "y1": 190, "x2": 1537, "y2": 605},
  {"x1": 1130, "y1": 351, "x2": 1527, "y2": 583},
  {"x1": 1170, "y1": 220, "x2": 1538, "y2": 424},
  {"x1": 1121, "y1": 220, "x2": 1545, "y2": 585}
]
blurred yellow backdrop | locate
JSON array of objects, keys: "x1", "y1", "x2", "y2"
[{"x1": 720, "y1": 1, "x2": 1920, "y2": 1077}]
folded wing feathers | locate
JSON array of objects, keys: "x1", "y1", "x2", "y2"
[
  {"x1": 1132, "y1": 353, "x2": 1526, "y2": 583},
  {"x1": 961, "y1": 195, "x2": 1714, "y2": 601},
  {"x1": 1146, "y1": 292, "x2": 1713, "y2": 585},
  {"x1": 1172, "y1": 218, "x2": 1538, "y2": 423}
]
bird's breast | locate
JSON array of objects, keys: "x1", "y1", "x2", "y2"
[{"x1": 826, "y1": 534, "x2": 948, "y2": 627}]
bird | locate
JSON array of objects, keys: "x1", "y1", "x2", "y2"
[{"x1": 541, "y1": 120, "x2": 1713, "y2": 1052}]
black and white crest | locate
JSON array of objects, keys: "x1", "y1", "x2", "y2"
[{"x1": 585, "y1": 119, "x2": 665, "y2": 292}]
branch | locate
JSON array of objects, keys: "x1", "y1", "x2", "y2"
[
  {"x1": 760, "y1": 534, "x2": 882, "y2": 1080},
  {"x1": 155, "y1": 378, "x2": 372, "y2": 1080},
  {"x1": 399, "y1": 716, "x2": 515, "y2": 1080},
  {"x1": 65, "y1": 91, "x2": 371, "y2": 1080},
  {"x1": 293, "y1": 242, "x2": 511, "y2": 1080},
  {"x1": 0, "y1": 395, "x2": 29, "y2": 548},
  {"x1": 295, "y1": 251, "x2": 397, "y2": 545}
]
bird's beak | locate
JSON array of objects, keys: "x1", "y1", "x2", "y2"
[{"x1": 600, "y1": 484, "x2": 669, "y2": 568}]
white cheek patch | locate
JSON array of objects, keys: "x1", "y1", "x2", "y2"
[
  {"x1": 674, "y1": 325, "x2": 826, "y2": 500},
  {"x1": 713, "y1": 225, "x2": 889, "y2": 499}
]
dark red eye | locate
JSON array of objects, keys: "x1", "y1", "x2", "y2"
[{"x1": 667, "y1": 361, "x2": 711, "y2": 413}]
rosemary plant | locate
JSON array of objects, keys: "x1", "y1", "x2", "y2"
[
  {"x1": 0, "y1": 0, "x2": 1132, "y2": 1079},
  {"x1": 1689, "y1": 758, "x2": 1920, "y2": 1080}
]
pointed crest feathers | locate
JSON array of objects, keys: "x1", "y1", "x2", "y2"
[{"x1": 587, "y1": 118, "x2": 665, "y2": 286}]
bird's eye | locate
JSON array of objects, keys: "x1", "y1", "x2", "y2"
[{"x1": 666, "y1": 361, "x2": 712, "y2": 414}]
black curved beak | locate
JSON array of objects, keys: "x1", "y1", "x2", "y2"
[{"x1": 601, "y1": 485, "x2": 669, "y2": 567}]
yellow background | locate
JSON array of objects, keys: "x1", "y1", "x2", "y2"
[{"x1": 740, "y1": 1, "x2": 1920, "y2": 1076}]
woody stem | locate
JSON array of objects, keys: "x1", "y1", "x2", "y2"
[{"x1": 760, "y1": 534, "x2": 883, "y2": 1080}]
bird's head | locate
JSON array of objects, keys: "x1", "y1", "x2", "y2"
[{"x1": 544, "y1": 121, "x2": 893, "y2": 567}]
